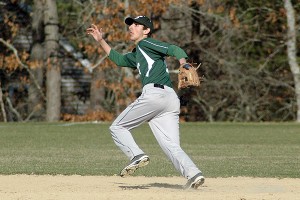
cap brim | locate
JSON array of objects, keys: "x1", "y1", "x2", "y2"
[
  {"x1": 125, "y1": 17, "x2": 134, "y2": 25},
  {"x1": 125, "y1": 17, "x2": 153, "y2": 33}
]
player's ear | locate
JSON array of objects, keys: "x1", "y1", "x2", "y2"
[{"x1": 143, "y1": 28, "x2": 151, "y2": 36}]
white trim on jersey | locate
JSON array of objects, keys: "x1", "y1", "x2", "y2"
[
  {"x1": 138, "y1": 46, "x2": 154, "y2": 77},
  {"x1": 143, "y1": 40, "x2": 168, "y2": 49}
]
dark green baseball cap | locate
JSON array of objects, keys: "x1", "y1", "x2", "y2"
[{"x1": 125, "y1": 16, "x2": 154, "y2": 33}]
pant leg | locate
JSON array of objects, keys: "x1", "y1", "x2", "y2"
[
  {"x1": 110, "y1": 98, "x2": 147, "y2": 160},
  {"x1": 148, "y1": 88, "x2": 202, "y2": 179},
  {"x1": 109, "y1": 85, "x2": 166, "y2": 160}
]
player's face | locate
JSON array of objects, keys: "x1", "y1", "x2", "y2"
[{"x1": 128, "y1": 23, "x2": 147, "y2": 43}]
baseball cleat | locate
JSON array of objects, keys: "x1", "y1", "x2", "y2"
[
  {"x1": 120, "y1": 154, "x2": 150, "y2": 177},
  {"x1": 184, "y1": 173, "x2": 205, "y2": 190}
]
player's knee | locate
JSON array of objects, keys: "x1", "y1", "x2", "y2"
[
  {"x1": 109, "y1": 124, "x2": 117, "y2": 133},
  {"x1": 109, "y1": 124, "x2": 122, "y2": 135}
]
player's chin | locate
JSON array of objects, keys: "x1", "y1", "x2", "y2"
[{"x1": 129, "y1": 34, "x2": 136, "y2": 40}]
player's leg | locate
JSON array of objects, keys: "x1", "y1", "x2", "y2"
[
  {"x1": 109, "y1": 85, "x2": 166, "y2": 176},
  {"x1": 149, "y1": 115, "x2": 204, "y2": 188},
  {"x1": 110, "y1": 85, "x2": 167, "y2": 159},
  {"x1": 109, "y1": 100, "x2": 145, "y2": 160},
  {"x1": 148, "y1": 88, "x2": 204, "y2": 188},
  {"x1": 148, "y1": 115, "x2": 202, "y2": 179},
  {"x1": 110, "y1": 97, "x2": 150, "y2": 159},
  {"x1": 110, "y1": 98, "x2": 151, "y2": 177}
]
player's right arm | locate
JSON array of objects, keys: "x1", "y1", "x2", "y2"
[
  {"x1": 87, "y1": 24, "x2": 136, "y2": 68},
  {"x1": 86, "y1": 24, "x2": 111, "y2": 55},
  {"x1": 109, "y1": 50, "x2": 136, "y2": 68}
]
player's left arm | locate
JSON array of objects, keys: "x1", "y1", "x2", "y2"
[
  {"x1": 166, "y1": 45, "x2": 188, "y2": 64},
  {"x1": 178, "y1": 58, "x2": 187, "y2": 65},
  {"x1": 140, "y1": 39, "x2": 188, "y2": 64}
]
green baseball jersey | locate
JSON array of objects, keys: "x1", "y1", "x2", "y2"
[{"x1": 108, "y1": 38, "x2": 188, "y2": 88}]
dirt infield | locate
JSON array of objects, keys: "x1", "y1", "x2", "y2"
[{"x1": 0, "y1": 175, "x2": 299, "y2": 200}]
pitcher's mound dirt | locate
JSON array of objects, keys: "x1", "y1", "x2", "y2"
[{"x1": 0, "y1": 175, "x2": 299, "y2": 200}]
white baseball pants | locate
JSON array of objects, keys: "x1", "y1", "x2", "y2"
[{"x1": 109, "y1": 83, "x2": 202, "y2": 179}]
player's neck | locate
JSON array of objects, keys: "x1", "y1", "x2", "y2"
[{"x1": 134, "y1": 35, "x2": 148, "y2": 44}]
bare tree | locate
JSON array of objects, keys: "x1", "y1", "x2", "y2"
[
  {"x1": 29, "y1": 0, "x2": 45, "y2": 120},
  {"x1": 1, "y1": 0, "x2": 298, "y2": 122},
  {"x1": 44, "y1": 0, "x2": 61, "y2": 121},
  {"x1": 0, "y1": 82, "x2": 7, "y2": 122},
  {"x1": 165, "y1": 0, "x2": 297, "y2": 122},
  {"x1": 284, "y1": 0, "x2": 300, "y2": 122}
]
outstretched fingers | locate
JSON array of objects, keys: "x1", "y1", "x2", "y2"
[
  {"x1": 86, "y1": 24, "x2": 104, "y2": 42},
  {"x1": 86, "y1": 24, "x2": 96, "y2": 34}
]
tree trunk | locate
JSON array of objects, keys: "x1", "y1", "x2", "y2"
[
  {"x1": 44, "y1": 0, "x2": 61, "y2": 121},
  {"x1": 90, "y1": 68, "x2": 105, "y2": 111},
  {"x1": 0, "y1": 82, "x2": 7, "y2": 122},
  {"x1": 29, "y1": 0, "x2": 45, "y2": 120},
  {"x1": 284, "y1": 0, "x2": 300, "y2": 122}
]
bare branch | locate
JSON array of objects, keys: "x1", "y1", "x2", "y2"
[
  {"x1": 24, "y1": 104, "x2": 43, "y2": 122},
  {"x1": 0, "y1": 38, "x2": 46, "y2": 101},
  {"x1": 0, "y1": 82, "x2": 7, "y2": 122},
  {"x1": 284, "y1": 0, "x2": 300, "y2": 122},
  {"x1": 5, "y1": 96, "x2": 23, "y2": 122},
  {"x1": 89, "y1": 43, "x2": 126, "y2": 71},
  {"x1": 258, "y1": 45, "x2": 284, "y2": 72}
]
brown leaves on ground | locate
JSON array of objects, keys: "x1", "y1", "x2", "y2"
[{"x1": 62, "y1": 111, "x2": 114, "y2": 122}]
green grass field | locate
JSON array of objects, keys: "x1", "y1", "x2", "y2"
[{"x1": 0, "y1": 122, "x2": 299, "y2": 178}]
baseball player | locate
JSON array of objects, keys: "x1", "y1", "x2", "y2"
[{"x1": 87, "y1": 15, "x2": 204, "y2": 189}]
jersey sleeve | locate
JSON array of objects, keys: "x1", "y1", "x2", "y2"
[
  {"x1": 166, "y1": 45, "x2": 188, "y2": 60},
  {"x1": 139, "y1": 39, "x2": 188, "y2": 60},
  {"x1": 108, "y1": 49, "x2": 137, "y2": 68}
]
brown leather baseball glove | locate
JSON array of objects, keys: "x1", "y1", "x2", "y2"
[{"x1": 178, "y1": 63, "x2": 201, "y2": 89}]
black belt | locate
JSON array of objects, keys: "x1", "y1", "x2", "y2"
[{"x1": 154, "y1": 83, "x2": 164, "y2": 89}]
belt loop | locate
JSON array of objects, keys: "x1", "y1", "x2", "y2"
[{"x1": 154, "y1": 83, "x2": 164, "y2": 89}]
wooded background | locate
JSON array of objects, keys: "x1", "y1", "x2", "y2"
[{"x1": 0, "y1": 0, "x2": 299, "y2": 122}]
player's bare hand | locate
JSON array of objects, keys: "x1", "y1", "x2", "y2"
[{"x1": 86, "y1": 24, "x2": 103, "y2": 42}]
